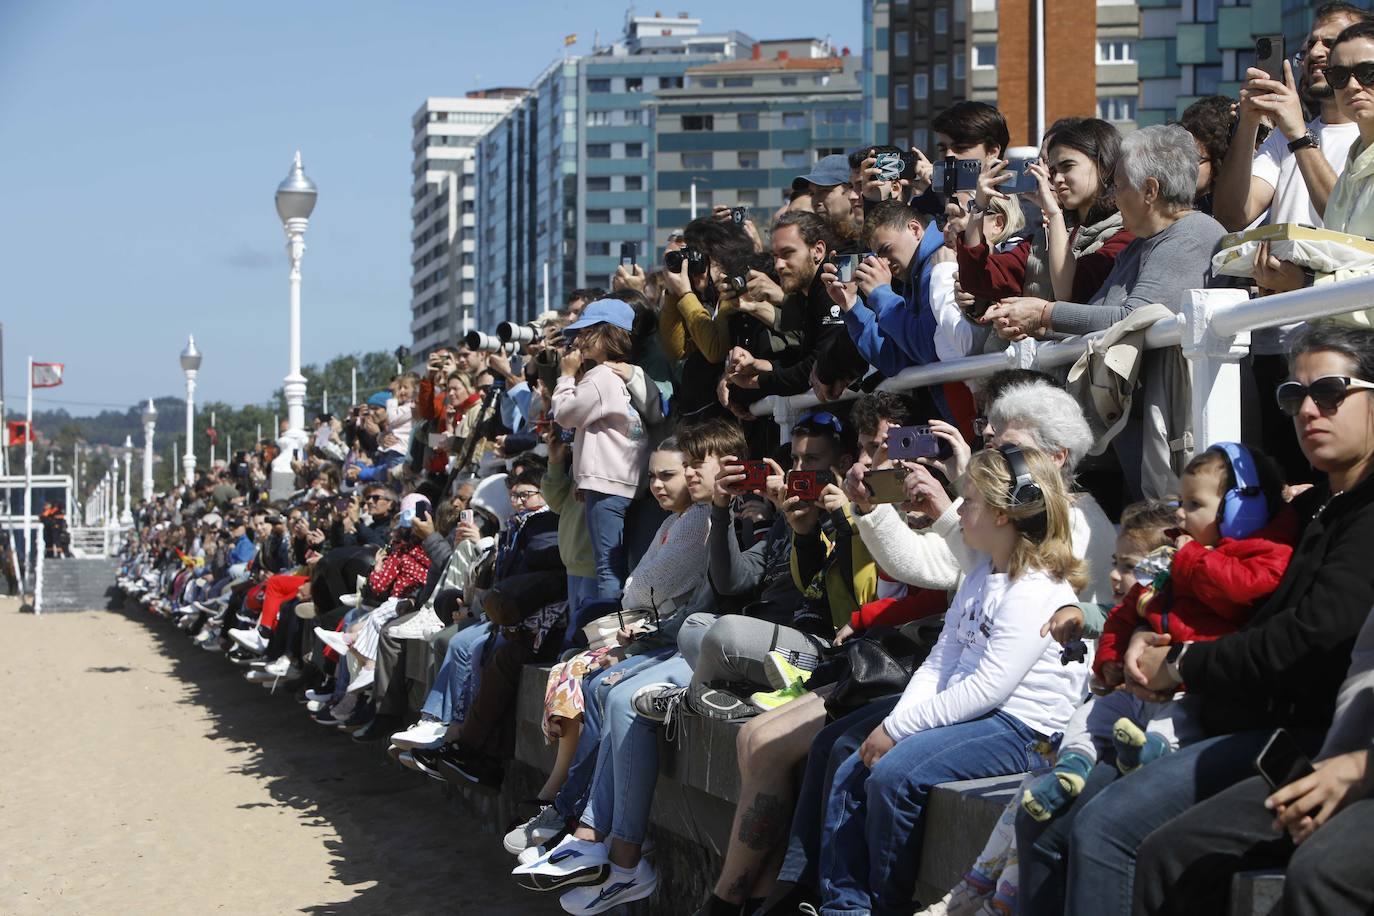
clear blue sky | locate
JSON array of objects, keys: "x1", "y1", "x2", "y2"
[{"x1": 0, "y1": 1, "x2": 861, "y2": 417}]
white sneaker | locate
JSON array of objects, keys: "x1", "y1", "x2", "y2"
[
  {"x1": 389, "y1": 606, "x2": 444, "y2": 640},
  {"x1": 512, "y1": 835, "x2": 610, "y2": 892},
  {"x1": 559, "y1": 859, "x2": 657, "y2": 914},
  {"x1": 346, "y1": 666, "x2": 376, "y2": 694},
  {"x1": 294, "y1": 601, "x2": 316, "y2": 620},
  {"x1": 304, "y1": 688, "x2": 334, "y2": 703},
  {"x1": 390, "y1": 718, "x2": 448, "y2": 750},
  {"x1": 306, "y1": 699, "x2": 328, "y2": 713},
  {"x1": 194, "y1": 627, "x2": 218, "y2": 646},
  {"x1": 244, "y1": 669, "x2": 278, "y2": 683},
  {"x1": 504, "y1": 804, "x2": 567, "y2": 855},
  {"x1": 229, "y1": 627, "x2": 268, "y2": 654},
  {"x1": 340, "y1": 593, "x2": 360, "y2": 608},
  {"x1": 264, "y1": 655, "x2": 300, "y2": 678},
  {"x1": 314, "y1": 626, "x2": 352, "y2": 656}
]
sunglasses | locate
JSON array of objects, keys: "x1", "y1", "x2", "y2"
[
  {"x1": 1294, "y1": 36, "x2": 1334, "y2": 63},
  {"x1": 1275, "y1": 375, "x2": 1374, "y2": 416},
  {"x1": 364, "y1": 494, "x2": 393, "y2": 503},
  {"x1": 1323, "y1": 62, "x2": 1374, "y2": 89},
  {"x1": 792, "y1": 410, "x2": 845, "y2": 437}
]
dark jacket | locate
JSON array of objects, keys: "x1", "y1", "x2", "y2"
[
  {"x1": 1181, "y1": 471, "x2": 1374, "y2": 735},
  {"x1": 334, "y1": 514, "x2": 391, "y2": 548},
  {"x1": 494, "y1": 509, "x2": 563, "y2": 581},
  {"x1": 756, "y1": 269, "x2": 869, "y2": 396},
  {"x1": 707, "y1": 505, "x2": 800, "y2": 626}
]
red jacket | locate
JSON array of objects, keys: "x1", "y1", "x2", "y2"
[
  {"x1": 848, "y1": 588, "x2": 948, "y2": 631},
  {"x1": 956, "y1": 228, "x2": 1135, "y2": 304},
  {"x1": 1094, "y1": 509, "x2": 1299, "y2": 680}
]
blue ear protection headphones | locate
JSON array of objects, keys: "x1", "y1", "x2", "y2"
[
  {"x1": 998, "y1": 444, "x2": 1048, "y2": 540},
  {"x1": 1208, "y1": 442, "x2": 1269, "y2": 540}
]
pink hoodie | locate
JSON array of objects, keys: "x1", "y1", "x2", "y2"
[{"x1": 550, "y1": 364, "x2": 649, "y2": 498}]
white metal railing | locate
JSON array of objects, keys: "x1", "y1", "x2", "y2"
[{"x1": 749, "y1": 275, "x2": 1374, "y2": 453}]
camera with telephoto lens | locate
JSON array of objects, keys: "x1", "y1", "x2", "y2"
[
  {"x1": 665, "y1": 246, "x2": 708, "y2": 276},
  {"x1": 464, "y1": 330, "x2": 504, "y2": 353},
  {"x1": 497, "y1": 321, "x2": 539, "y2": 345}
]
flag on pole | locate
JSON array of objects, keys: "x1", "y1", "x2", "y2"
[
  {"x1": 32, "y1": 362, "x2": 64, "y2": 388},
  {"x1": 563, "y1": 33, "x2": 578, "y2": 46},
  {"x1": 6, "y1": 420, "x2": 30, "y2": 446}
]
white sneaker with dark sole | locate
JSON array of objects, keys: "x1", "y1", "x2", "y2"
[
  {"x1": 504, "y1": 804, "x2": 566, "y2": 855},
  {"x1": 558, "y1": 859, "x2": 657, "y2": 914},
  {"x1": 512, "y1": 835, "x2": 609, "y2": 892}
]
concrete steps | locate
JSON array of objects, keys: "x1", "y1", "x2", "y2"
[{"x1": 40, "y1": 557, "x2": 121, "y2": 613}]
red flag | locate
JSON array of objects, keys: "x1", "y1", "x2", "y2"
[
  {"x1": 32, "y1": 362, "x2": 64, "y2": 388},
  {"x1": 6, "y1": 421, "x2": 31, "y2": 446}
]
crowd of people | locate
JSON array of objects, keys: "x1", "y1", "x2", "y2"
[{"x1": 114, "y1": 7, "x2": 1374, "y2": 914}]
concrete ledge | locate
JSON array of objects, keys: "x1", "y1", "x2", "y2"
[{"x1": 1230, "y1": 869, "x2": 1285, "y2": 916}]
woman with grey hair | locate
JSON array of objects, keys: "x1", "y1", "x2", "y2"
[
  {"x1": 982, "y1": 124, "x2": 1228, "y2": 339},
  {"x1": 845, "y1": 380, "x2": 1117, "y2": 604}
]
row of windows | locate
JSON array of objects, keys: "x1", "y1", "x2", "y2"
[
  {"x1": 676, "y1": 149, "x2": 814, "y2": 170},
  {"x1": 585, "y1": 208, "x2": 645, "y2": 223},
  {"x1": 1098, "y1": 96, "x2": 1138, "y2": 122},
  {"x1": 679, "y1": 109, "x2": 859, "y2": 132},
  {"x1": 427, "y1": 134, "x2": 477, "y2": 149},
  {"x1": 968, "y1": 40, "x2": 1134, "y2": 69},
  {"x1": 691, "y1": 74, "x2": 830, "y2": 89},
  {"x1": 586, "y1": 175, "x2": 645, "y2": 191},
  {"x1": 586, "y1": 75, "x2": 684, "y2": 93},
  {"x1": 587, "y1": 142, "x2": 645, "y2": 158},
  {"x1": 426, "y1": 110, "x2": 502, "y2": 125},
  {"x1": 586, "y1": 109, "x2": 645, "y2": 126},
  {"x1": 892, "y1": 65, "x2": 956, "y2": 109}
]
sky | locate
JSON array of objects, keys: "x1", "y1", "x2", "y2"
[{"x1": 0, "y1": 1, "x2": 862, "y2": 418}]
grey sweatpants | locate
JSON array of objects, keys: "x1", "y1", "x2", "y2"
[{"x1": 678, "y1": 612, "x2": 828, "y2": 693}]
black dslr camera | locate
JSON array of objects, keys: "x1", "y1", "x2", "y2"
[{"x1": 665, "y1": 246, "x2": 708, "y2": 276}]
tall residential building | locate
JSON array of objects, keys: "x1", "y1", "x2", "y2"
[
  {"x1": 1138, "y1": 0, "x2": 1311, "y2": 125},
  {"x1": 409, "y1": 92, "x2": 523, "y2": 356},
  {"x1": 862, "y1": 1, "x2": 892, "y2": 145},
  {"x1": 880, "y1": 0, "x2": 971, "y2": 151},
  {"x1": 475, "y1": 13, "x2": 751, "y2": 330},
  {"x1": 649, "y1": 41, "x2": 864, "y2": 248}
]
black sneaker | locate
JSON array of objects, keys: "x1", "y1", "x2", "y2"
[
  {"x1": 687, "y1": 683, "x2": 760, "y2": 721},
  {"x1": 409, "y1": 747, "x2": 446, "y2": 781},
  {"x1": 436, "y1": 744, "x2": 504, "y2": 790}
]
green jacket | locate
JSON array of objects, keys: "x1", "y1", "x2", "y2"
[{"x1": 541, "y1": 460, "x2": 596, "y2": 580}]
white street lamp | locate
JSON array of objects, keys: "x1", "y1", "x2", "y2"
[
  {"x1": 180, "y1": 335, "x2": 202, "y2": 486},
  {"x1": 270, "y1": 150, "x2": 317, "y2": 498},
  {"x1": 141, "y1": 399, "x2": 157, "y2": 502},
  {"x1": 120, "y1": 435, "x2": 134, "y2": 526}
]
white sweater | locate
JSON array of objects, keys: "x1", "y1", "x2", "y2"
[
  {"x1": 883, "y1": 563, "x2": 1088, "y2": 741},
  {"x1": 854, "y1": 492, "x2": 1117, "y2": 605}
]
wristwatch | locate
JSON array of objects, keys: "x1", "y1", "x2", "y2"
[
  {"x1": 1164, "y1": 641, "x2": 1192, "y2": 683},
  {"x1": 967, "y1": 200, "x2": 987, "y2": 216},
  {"x1": 1288, "y1": 131, "x2": 1319, "y2": 153}
]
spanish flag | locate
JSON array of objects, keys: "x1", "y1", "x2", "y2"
[{"x1": 564, "y1": 33, "x2": 577, "y2": 46}]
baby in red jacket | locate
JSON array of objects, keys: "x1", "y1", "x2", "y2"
[{"x1": 1024, "y1": 442, "x2": 1294, "y2": 821}]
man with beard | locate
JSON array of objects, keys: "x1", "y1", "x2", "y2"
[
  {"x1": 726, "y1": 210, "x2": 869, "y2": 402},
  {"x1": 1212, "y1": 1, "x2": 1369, "y2": 482},
  {"x1": 793, "y1": 154, "x2": 864, "y2": 246}
]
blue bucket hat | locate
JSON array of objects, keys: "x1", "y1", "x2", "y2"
[
  {"x1": 562, "y1": 298, "x2": 636, "y2": 339},
  {"x1": 791, "y1": 153, "x2": 852, "y2": 191}
]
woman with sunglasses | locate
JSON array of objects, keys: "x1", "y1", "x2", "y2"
[{"x1": 1017, "y1": 324, "x2": 1374, "y2": 916}]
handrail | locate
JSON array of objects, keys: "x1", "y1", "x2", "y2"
[{"x1": 1208, "y1": 273, "x2": 1374, "y2": 338}]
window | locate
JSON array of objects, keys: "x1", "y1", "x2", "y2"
[
  {"x1": 895, "y1": 84, "x2": 910, "y2": 109},
  {"x1": 913, "y1": 128, "x2": 930, "y2": 152},
  {"x1": 781, "y1": 76, "x2": 798, "y2": 86},
  {"x1": 1195, "y1": 0, "x2": 1218, "y2": 21},
  {"x1": 587, "y1": 176, "x2": 611, "y2": 191},
  {"x1": 1097, "y1": 96, "x2": 1137, "y2": 122},
  {"x1": 954, "y1": 51, "x2": 966, "y2": 80},
  {"x1": 783, "y1": 112, "x2": 807, "y2": 129},
  {"x1": 586, "y1": 110, "x2": 611, "y2": 126},
  {"x1": 682, "y1": 151, "x2": 713, "y2": 170},
  {"x1": 586, "y1": 241, "x2": 611, "y2": 256},
  {"x1": 624, "y1": 142, "x2": 644, "y2": 158},
  {"x1": 587, "y1": 143, "x2": 612, "y2": 158},
  {"x1": 738, "y1": 113, "x2": 760, "y2": 130},
  {"x1": 973, "y1": 44, "x2": 997, "y2": 68},
  {"x1": 1097, "y1": 40, "x2": 1135, "y2": 63},
  {"x1": 738, "y1": 151, "x2": 760, "y2": 168},
  {"x1": 1194, "y1": 65, "x2": 1223, "y2": 96},
  {"x1": 934, "y1": 8, "x2": 949, "y2": 33},
  {"x1": 624, "y1": 109, "x2": 644, "y2": 124},
  {"x1": 624, "y1": 175, "x2": 644, "y2": 191},
  {"x1": 680, "y1": 189, "x2": 713, "y2": 206},
  {"x1": 934, "y1": 63, "x2": 948, "y2": 91},
  {"x1": 588, "y1": 78, "x2": 611, "y2": 92},
  {"x1": 895, "y1": 31, "x2": 910, "y2": 56},
  {"x1": 660, "y1": 75, "x2": 684, "y2": 89},
  {"x1": 782, "y1": 149, "x2": 809, "y2": 168},
  {"x1": 913, "y1": 73, "x2": 929, "y2": 99},
  {"x1": 587, "y1": 209, "x2": 611, "y2": 223},
  {"x1": 625, "y1": 77, "x2": 643, "y2": 92},
  {"x1": 723, "y1": 77, "x2": 753, "y2": 87},
  {"x1": 624, "y1": 208, "x2": 644, "y2": 223},
  {"x1": 683, "y1": 114, "x2": 715, "y2": 131},
  {"x1": 697, "y1": 77, "x2": 719, "y2": 88}
]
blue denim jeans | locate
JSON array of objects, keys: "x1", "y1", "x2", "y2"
[
  {"x1": 583, "y1": 490, "x2": 632, "y2": 601},
  {"x1": 579, "y1": 653, "x2": 692, "y2": 845},
  {"x1": 779, "y1": 696, "x2": 900, "y2": 890},
  {"x1": 552, "y1": 646, "x2": 675, "y2": 821},
  {"x1": 1015, "y1": 728, "x2": 1275, "y2": 916},
  {"x1": 420, "y1": 621, "x2": 493, "y2": 724},
  {"x1": 820, "y1": 710, "x2": 1050, "y2": 916}
]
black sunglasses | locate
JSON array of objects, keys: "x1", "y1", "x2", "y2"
[
  {"x1": 1323, "y1": 62, "x2": 1374, "y2": 89},
  {"x1": 1275, "y1": 375, "x2": 1374, "y2": 416}
]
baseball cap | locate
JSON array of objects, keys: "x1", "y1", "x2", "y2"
[
  {"x1": 562, "y1": 298, "x2": 635, "y2": 338},
  {"x1": 792, "y1": 154, "x2": 852, "y2": 192}
]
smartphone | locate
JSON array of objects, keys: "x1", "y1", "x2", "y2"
[
  {"x1": 1255, "y1": 34, "x2": 1286, "y2": 81},
  {"x1": 833, "y1": 253, "x2": 861, "y2": 283},
  {"x1": 738, "y1": 460, "x2": 771, "y2": 493},
  {"x1": 862, "y1": 467, "x2": 910, "y2": 504},
  {"x1": 730, "y1": 206, "x2": 748, "y2": 225},
  {"x1": 1255, "y1": 727, "x2": 1315, "y2": 791},
  {"x1": 875, "y1": 151, "x2": 918, "y2": 182},
  {"x1": 933, "y1": 158, "x2": 981, "y2": 196},
  {"x1": 460, "y1": 509, "x2": 475, "y2": 527},
  {"x1": 1004, "y1": 158, "x2": 1040, "y2": 195},
  {"x1": 553, "y1": 423, "x2": 576, "y2": 444},
  {"x1": 887, "y1": 425, "x2": 954, "y2": 461},
  {"x1": 398, "y1": 508, "x2": 416, "y2": 529},
  {"x1": 786, "y1": 469, "x2": 837, "y2": 501},
  {"x1": 619, "y1": 241, "x2": 637, "y2": 268}
]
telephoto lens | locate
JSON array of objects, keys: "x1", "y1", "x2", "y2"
[
  {"x1": 497, "y1": 321, "x2": 539, "y2": 345},
  {"x1": 464, "y1": 330, "x2": 503, "y2": 352}
]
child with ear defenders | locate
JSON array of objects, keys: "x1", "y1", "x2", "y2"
[{"x1": 1022, "y1": 442, "x2": 1298, "y2": 823}]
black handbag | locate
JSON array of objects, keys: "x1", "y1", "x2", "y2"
[{"x1": 818, "y1": 616, "x2": 945, "y2": 721}]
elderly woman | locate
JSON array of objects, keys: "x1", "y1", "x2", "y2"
[{"x1": 984, "y1": 124, "x2": 1227, "y2": 339}]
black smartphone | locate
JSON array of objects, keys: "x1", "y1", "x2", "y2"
[
  {"x1": 619, "y1": 241, "x2": 637, "y2": 268},
  {"x1": 1004, "y1": 158, "x2": 1040, "y2": 195},
  {"x1": 1255, "y1": 34, "x2": 1286, "y2": 81},
  {"x1": 933, "y1": 158, "x2": 981, "y2": 196},
  {"x1": 887, "y1": 425, "x2": 954, "y2": 461},
  {"x1": 1255, "y1": 728, "x2": 1315, "y2": 792}
]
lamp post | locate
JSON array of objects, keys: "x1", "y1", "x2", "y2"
[
  {"x1": 141, "y1": 399, "x2": 156, "y2": 503},
  {"x1": 270, "y1": 150, "x2": 317, "y2": 498},
  {"x1": 180, "y1": 335, "x2": 202, "y2": 486},
  {"x1": 120, "y1": 435, "x2": 133, "y2": 526}
]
